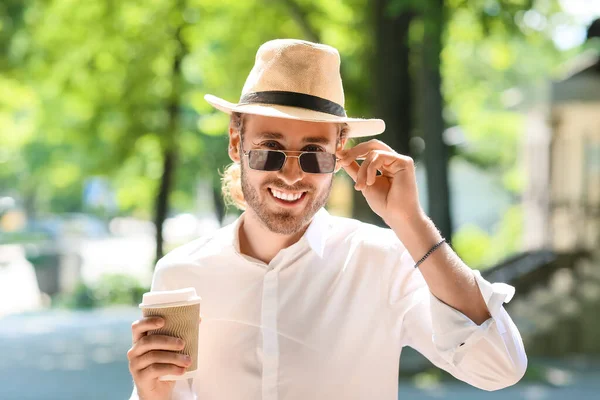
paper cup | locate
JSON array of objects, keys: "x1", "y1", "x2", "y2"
[{"x1": 139, "y1": 288, "x2": 201, "y2": 381}]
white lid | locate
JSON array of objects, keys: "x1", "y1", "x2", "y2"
[{"x1": 139, "y1": 287, "x2": 202, "y2": 309}]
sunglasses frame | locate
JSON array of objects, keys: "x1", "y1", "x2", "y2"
[{"x1": 242, "y1": 149, "x2": 337, "y2": 174}]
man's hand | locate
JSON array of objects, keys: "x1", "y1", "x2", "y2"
[
  {"x1": 336, "y1": 139, "x2": 422, "y2": 224},
  {"x1": 127, "y1": 316, "x2": 199, "y2": 400}
]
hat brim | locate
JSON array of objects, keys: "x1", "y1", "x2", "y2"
[{"x1": 204, "y1": 94, "x2": 385, "y2": 138}]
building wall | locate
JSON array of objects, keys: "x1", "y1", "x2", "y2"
[
  {"x1": 550, "y1": 102, "x2": 600, "y2": 252},
  {"x1": 523, "y1": 106, "x2": 552, "y2": 250}
]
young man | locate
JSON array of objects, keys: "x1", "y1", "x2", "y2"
[{"x1": 127, "y1": 39, "x2": 527, "y2": 400}]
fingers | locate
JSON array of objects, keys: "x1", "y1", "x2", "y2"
[
  {"x1": 132, "y1": 317, "x2": 165, "y2": 343},
  {"x1": 128, "y1": 316, "x2": 202, "y2": 389},
  {"x1": 338, "y1": 139, "x2": 393, "y2": 163},
  {"x1": 138, "y1": 363, "x2": 188, "y2": 381},
  {"x1": 341, "y1": 160, "x2": 360, "y2": 182},
  {"x1": 355, "y1": 150, "x2": 390, "y2": 190},
  {"x1": 128, "y1": 334, "x2": 185, "y2": 360},
  {"x1": 356, "y1": 151, "x2": 379, "y2": 190},
  {"x1": 340, "y1": 147, "x2": 412, "y2": 190},
  {"x1": 365, "y1": 152, "x2": 382, "y2": 187},
  {"x1": 131, "y1": 350, "x2": 192, "y2": 372},
  {"x1": 127, "y1": 334, "x2": 189, "y2": 382}
]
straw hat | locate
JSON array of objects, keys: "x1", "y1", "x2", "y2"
[{"x1": 204, "y1": 39, "x2": 385, "y2": 138}]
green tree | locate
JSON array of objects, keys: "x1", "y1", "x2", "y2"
[
  {"x1": 4, "y1": 0, "x2": 313, "y2": 260},
  {"x1": 1, "y1": 0, "x2": 576, "y2": 271}
]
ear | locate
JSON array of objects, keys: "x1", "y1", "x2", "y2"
[
  {"x1": 228, "y1": 122, "x2": 241, "y2": 163},
  {"x1": 334, "y1": 137, "x2": 348, "y2": 173}
]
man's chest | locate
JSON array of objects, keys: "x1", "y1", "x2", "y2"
[
  {"x1": 169, "y1": 253, "x2": 386, "y2": 355},
  {"x1": 166, "y1": 251, "x2": 397, "y2": 398}
]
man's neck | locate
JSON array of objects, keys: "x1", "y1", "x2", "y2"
[{"x1": 238, "y1": 211, "x2": 309, "y2": 265}]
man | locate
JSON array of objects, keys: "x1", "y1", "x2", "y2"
[{"x1": 127, "y1": 39, "x2": 527, "y2": 400}]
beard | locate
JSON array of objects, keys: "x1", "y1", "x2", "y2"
[{"x1": 240, "y1": 161, "x2": 332, "y2": 235}]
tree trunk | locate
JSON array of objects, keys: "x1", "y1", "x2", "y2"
[
  {"x1": 353, "y1": 0, "x2": 414, "y2": 226},
  {"x1": 153, "y1": 8, "x2": 185, "y2": 263},
  {"x1": 23, "y1": 184, "x2": 37, "y2": 223},
  {"x1": 154, "y1": 147, "x2": 176, "y2": 262},
  {"x1": 372, "y1": 0, "x2": 413, "y2": 156},
  {"x1": 419, "y1": 0, "x2": 453, "y2": 240}
]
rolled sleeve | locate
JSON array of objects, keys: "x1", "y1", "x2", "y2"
[
  {"x1": 391, "y1": 252, "x2": 528, "y2": 391},
  {"x1": 430, "y1": 269, "x2": 516, "y2": 366}
]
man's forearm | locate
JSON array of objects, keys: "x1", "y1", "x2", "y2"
[{"x1": 388, "y1": 211, "x2": 491, "y2": 325}]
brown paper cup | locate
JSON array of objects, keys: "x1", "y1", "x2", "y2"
[{"x1": 139, "y1": 288, "x2": 201, "y2": 381}]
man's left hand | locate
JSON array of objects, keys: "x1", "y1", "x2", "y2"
[{"x1": 336, "y1": 139, "x2": 423, "y2": 224}]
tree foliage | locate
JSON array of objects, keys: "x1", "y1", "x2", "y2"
[{"x1": 0, "y1": 0, "x2": 581, "y2": 266}]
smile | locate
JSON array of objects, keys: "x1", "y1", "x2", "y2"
[{"x1": 268, "y1": 188, "x2": 307, "y2": 204}]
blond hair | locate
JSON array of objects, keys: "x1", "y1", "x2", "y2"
[
  {"x1": 221, "y1": 112, "x2": 349, "y2": 210},
  {"x1": 221, "y1": 112, "x2": 247, "y2": 210}
]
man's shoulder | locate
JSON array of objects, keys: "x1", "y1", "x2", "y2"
[
  {"x1": 327, "y1": 214, "x2": 402, "y2": 250},
  {"x1": 155, "y1": 221, "x2": 236, "y2": 271}
]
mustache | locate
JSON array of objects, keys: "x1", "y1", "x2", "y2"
[{"x1": 264, "y1": 180, "x2": 313, "y2": 192}]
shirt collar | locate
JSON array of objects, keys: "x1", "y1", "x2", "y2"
[
  {"x1": 230, "y1": 207, "x2": 330, "y2": 258},
  {"x1": 303, "y1": 207, "x2": 330, "y2": 258}
]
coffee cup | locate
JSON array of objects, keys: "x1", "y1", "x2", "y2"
[{"x1": 139, "y1": 287, "x2": 202, "y2": 381}]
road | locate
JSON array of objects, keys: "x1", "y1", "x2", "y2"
[{"x1": 0, "y1": 308, "x2": 599, "y2": 400}]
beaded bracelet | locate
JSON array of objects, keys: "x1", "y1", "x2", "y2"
[{"x1": 414, "y1": 238, "x2": 446, "y2": 268}]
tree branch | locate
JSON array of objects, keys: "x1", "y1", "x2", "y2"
[{"x1": 279, "y1": 0, "x2": 320, "y2": 43}]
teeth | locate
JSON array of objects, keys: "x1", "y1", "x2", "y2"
[{"x1": 271, "y1": 189, "x2": 303, "y2": 201}]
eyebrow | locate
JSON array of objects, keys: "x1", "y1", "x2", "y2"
[{"x1": 257, "y1": 131, "x2": 332, "y2": 145}]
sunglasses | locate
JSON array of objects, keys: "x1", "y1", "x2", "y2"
[{"x1": 243, "y1": 149, "x2": 337, "y2": 174}]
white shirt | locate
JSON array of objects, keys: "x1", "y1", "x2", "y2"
[{"x1": 130, "y1": 208, "x2": 527, "y2": 400}]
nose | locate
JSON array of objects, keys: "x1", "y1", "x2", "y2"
[{"x1": 278, "y1": 155, "x2": 304, "y2": 185}]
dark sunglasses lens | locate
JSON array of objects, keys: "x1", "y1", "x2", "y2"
[
  {"x1": 299, "y1": 152, "x2": 336, "y2": 173},
  {"x1": 248, "y1": 150, "x2": 286, "y2": 171}
]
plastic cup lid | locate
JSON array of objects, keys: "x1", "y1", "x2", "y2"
[{"x1": 139, "y1": 287, "x2": 202, "y2": 309}]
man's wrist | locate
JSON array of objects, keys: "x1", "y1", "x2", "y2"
[
  {"x1": 387, "y1": 209, "x2": 432, "y2": 238},
  {"x1": 387, "y1": 210, "x2": 444, "y2": 263}
]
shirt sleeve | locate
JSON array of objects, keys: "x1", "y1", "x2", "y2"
[
  {"x1": 387, "y1": 248, "x2": 528, "y2": 391},
  {"x1": 128, "y1": 260, "x2": 198, "y2": 400}
]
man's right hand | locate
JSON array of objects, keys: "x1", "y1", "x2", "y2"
[{"x1": 127, "y1": 317, "x2": 192, "y2": 400}]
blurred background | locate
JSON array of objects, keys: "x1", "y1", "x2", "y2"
[{"x1": 1, "y1": 0, "x2": 600, "y2": 399}]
